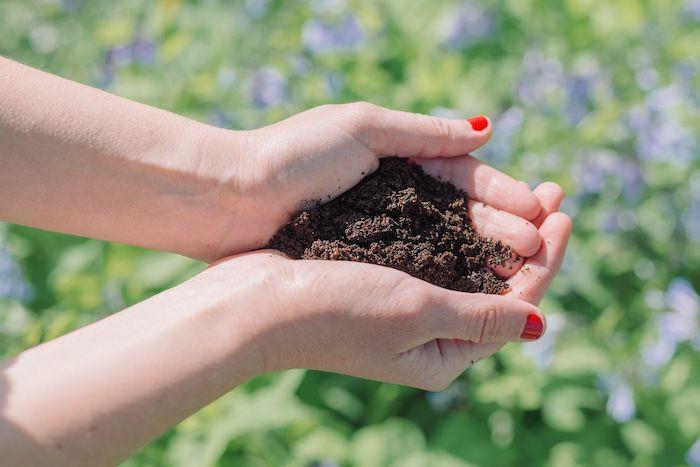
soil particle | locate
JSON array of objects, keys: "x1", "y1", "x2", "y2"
[{"x1": 268, "y1": 157, "x2": 513, "y2": 294}]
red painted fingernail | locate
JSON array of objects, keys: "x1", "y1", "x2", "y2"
[
  {"x1": 520, "y1": 314, "x2": 543, "y2": 340},
  {"x1": 467, "y1": 115, "x2": 488, "y2": 132}
]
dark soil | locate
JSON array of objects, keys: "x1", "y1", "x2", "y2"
[{"x1": 268, "y1": 157, "x2": 513, "y2": 294}]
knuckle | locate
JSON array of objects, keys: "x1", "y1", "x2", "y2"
[
  {"x1": 345, "y1": 101, "x2": 380, "y2": 122},
  {"x1": 427, "y1": 115, "x2": 455, "y2": 141},
  {"x1": 472, "y1": 305, "x2": 505, "y2": 343},
  {"x1": 337, "y1": 101, "x2": 382, "y2": 142}
]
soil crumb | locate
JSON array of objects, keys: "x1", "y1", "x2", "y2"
[{"x1": 268, "y1": 157, "x2": 513, "y2": 294}]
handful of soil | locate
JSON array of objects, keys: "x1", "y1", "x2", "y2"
[{"x1": 268, "y1": 158, "x2": 513, "y2": 294}]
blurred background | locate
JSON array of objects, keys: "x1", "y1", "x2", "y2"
[{"x1": 1, "y1": 0, "x2": 699, "y2": 465}]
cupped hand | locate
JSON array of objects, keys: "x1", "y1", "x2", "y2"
[
  {"x1": 215, "y1": 103, "x2": 543, "y2": 273},
  {"x1": 207, "y1": 188, "x2": 571, "y2": 390}
]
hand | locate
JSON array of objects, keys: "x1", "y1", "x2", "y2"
[
  {"x1": 207, "y1": 193, "x2": 571, "y2": 391},
  {"x1": 213, "y1": 103, "x2": 543, "y2": 271}
]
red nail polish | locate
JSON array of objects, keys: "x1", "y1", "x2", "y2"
[
  {"x1": 520, "y1": 314, "x2": 543, "y2": 340},
  {"x1": 467, "y1": 115, "x2": 488, "y2": 132}
]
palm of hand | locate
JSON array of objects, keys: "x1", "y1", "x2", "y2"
[
  {"x1": 213, "y1": 102, "x2": 571, "y2": 390},
  {"x1": 239, "y1": 103, "x2": 544, "y2": 278}
]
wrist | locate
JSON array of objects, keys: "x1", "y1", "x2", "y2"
[{"x1": 169, "y1": 123, "x2": 256, "y2": 262}]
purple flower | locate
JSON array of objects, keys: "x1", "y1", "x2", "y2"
[
  {"x1": 105, "y1": 37, "x2": 157, "y2": 67},
  {"x1": 101, "y1": 32, "x2": 157, "y2": 87},
  {"x1": 628, "y1": 85, "x2": 698, "y2": 166},
  {"x1": 563, "y1": 75, "x2": 593, "y2": 125},
  {"x1": 658, "y1": 311, "x2": 698, "y2": 345},
  {"x1": 302, "y1": 16, "x2": 364, "y2": 54},
  {"x1": 208, "y1": 109, "x2": 234, "y2": 129},
  {"x1": 688, "y1": 438, "x2": 700, "y2": 467},
  {"x1": 599, "y1": 209, "x2": 638, "y2": 233},
  {"x1": 573, "y1": 150, "x2": 644, "y2": 200},
  {"x1": 636, "y1": 67, "x2": 659, "y2": 91},
  {"x1": 642, "y1": 335, "x2": 677, "y2": 369},
  {"x1": 130, "y1": 37, "x2": 157, "y2": 65},
  {"x1": 666, "y1": 278, "x2": 700, "y2": 315},
  {"x1": 685, "y1": 0, "x2": 700, "y2": 20},
  {"x1": 645, "y1": 279, "x2": 700, "y2": 355},
  {"x1": 605, "y1": 380, "x2": 636, "y2": 423},
  {"x1": 0, "y1": 247, "x2": 33, "y2": 303},
  {"x1": 249, "y1": 67, "x2": 288, "y2": 108},
  {"x1": 687, "y1": 201, "x2": 700, "y2": 241},
  {"x1": 442, "y1": 2, "x2": 498, "y2": 49},
  {"x1": 517, "y1": 50, "x2": 566, "y2": 111}
]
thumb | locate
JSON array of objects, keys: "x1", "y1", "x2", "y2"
[
  {"x1": 350, "y1": 103, "x2": 492, "y2": 157},
  {"x1": 424, "y1": 291, "x2": 546, "y2": 344}
]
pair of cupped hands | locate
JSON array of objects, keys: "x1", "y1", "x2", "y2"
[{"x1": 199, "y1": 102, "x2": 572, "y2": 391}]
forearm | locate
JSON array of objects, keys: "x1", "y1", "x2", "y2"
[
  {"x1": 0, "y1": 57, "x2": 247, "y2": 261},
  {"x1": 0, "y1": 263, "x2": 267, "y2": 466}
]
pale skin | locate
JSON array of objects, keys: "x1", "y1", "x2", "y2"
[{"x1": 0, "y1": 57, "x2": 572, "y2": 466}]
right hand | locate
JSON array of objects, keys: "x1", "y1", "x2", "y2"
[{"x1": 206, "y1": 186, "x2": 570, "y2": 391}]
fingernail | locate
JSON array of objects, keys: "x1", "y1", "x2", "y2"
[
  {"x1": 467, "y1": 115, "x2": 488, "y2": 132},
  {"x1": 520, "y1": 314, "x2": 543, "y2": 340}
]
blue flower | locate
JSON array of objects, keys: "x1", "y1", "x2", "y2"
[
  {"x1": 249, "y1": 67, "x2": 288, "y2": 108},
  {"x1": 516, "y1": 50, "x2": 566, "y2": 111},
  {"x1": 0, "y1": 246, "x2": 33, "y2": 303},
  {"x1": 604, "y1": 379, "x2": 636, "y2": 423},
  {"x1": 666, "y1": 278, "x2": 700, "y2": 316},
  {"x1": 442, "y1": 2, "x2": 498, "y2": 49},
  {"x1": 685, "y1": 0, "x2": 700, "y2": 20},
  {"x1": 691, "y1": 203, "x2": 700, "y2": 232},
  {"x1": 101, "y1": 32, "x2": 157, "y2": 87},
  {"x1": 687, "y1": 438, "x2": 700, "y2": 467},
  {"x1": 105, "y1": 36, "x2": 157, "y2": 67},
  {"x1": 208, "y1": 109, "x2": 235, "y2": 129},
  {"x1": 573, "y1": 150, "x2": 644, "y2": 200},
  {"x1": 641, "y1": 279, "x2": 699, "y2": 369},
  {"x1": 642, "y1": 335, "x2": 677, "y2": 369},
  {"x1": 302, "y1": 16, "x2": 364, "y2": 54},
  {"x1": 628, "y1": 85, "x2": 698, "y2": 166}
]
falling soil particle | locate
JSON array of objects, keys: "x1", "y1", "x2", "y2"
[{"x1": 268, "y1": 157, "x2": 514, "y2": 294}]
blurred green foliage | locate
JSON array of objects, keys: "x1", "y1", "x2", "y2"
[{"x1": 1, "y1": 0, "x2": 700, "y2": 465}]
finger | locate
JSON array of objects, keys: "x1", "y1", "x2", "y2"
[
  {"x1": 423, "y1": 290, "x2": 546, "y2": 343},
  {"x1": 356, "y1": 105, "x2": 493, "y2": 158},
  {"x1": 507, "y1": 212, "x2": 573, "y2": 305},
  {"x1": 531, "y1": 182, "x2": 565, "y2": 228},
  {"x1": 469, "y1": 200, "x2": 541, "y2": 257},
  {"x1": 414, "y1": 155, "x2": 542, "y2": 220}
]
